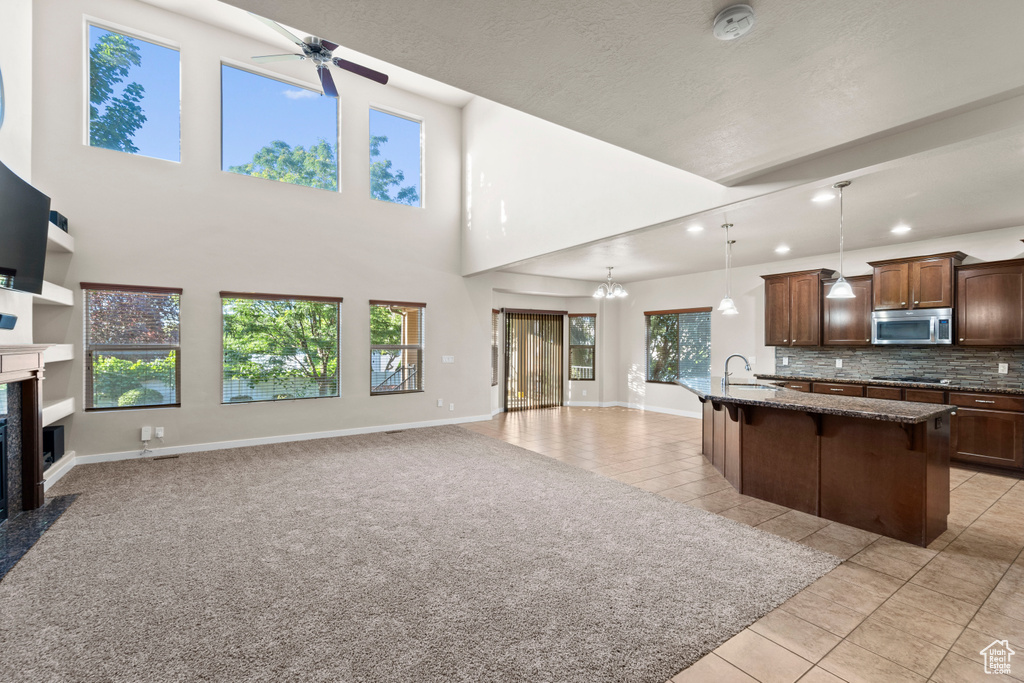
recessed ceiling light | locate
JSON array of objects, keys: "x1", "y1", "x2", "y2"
[
  {"x1": 687, "y1": 225, "x2": 704, "y2": 233},
  {"x1": 775, "y1": 245, "x2": 790, "y2": 254},
  {"x1": 812, "y1": 192, "x2": 835, "y2": 203},
  {"x1": 891, "y1": 224, "x2": 912, "y2": 234}
]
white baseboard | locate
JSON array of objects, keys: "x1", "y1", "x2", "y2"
[
  {"x1": 50, "y1": 414, "x2": 494, "y2": 475},
  {"x1": 43, "y1": 451, "x2": 77, "y2": 491},
  {"x1": 565, "y1": 401, "x2": 619, "y2": 408}
]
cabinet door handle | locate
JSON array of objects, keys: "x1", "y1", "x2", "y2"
[
  {"x1": 901, "y1": 301, "x2": 907, "y2": 305},
  {"x1": 914, "y1": 300, "x2": 919, "y2": 304},
  {"x1": 959, "y1": 338, "x2": 965, "y2": 342},
  {"x1": 790, "y1": 385, "x2": 802, "y2": 388},
  {"x1": 830, "y1": 388, "x2": 845, "y2": 392},
  {"x1": 975, "y1": 400, "x2": 996, "y2": 404}
]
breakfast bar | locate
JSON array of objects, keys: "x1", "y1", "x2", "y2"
[{"x1": 678, "y1": 377, "x2": 955, "y2": 546}]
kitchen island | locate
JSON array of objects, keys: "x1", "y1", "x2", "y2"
[{"x1": 678, "y1": 377, "x2": 955, "y2": 546}]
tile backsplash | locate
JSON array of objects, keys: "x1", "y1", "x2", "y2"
[{"x1": 774, "y1": 347, "x2": 1024, "y2": 385}]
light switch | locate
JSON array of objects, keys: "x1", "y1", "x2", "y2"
[
  {"x1": 835, "y1": 359, "x2": 843, "y2": 369},
  {"x1": 782, "y1": 357, "x2": 789, "y2": 366}
]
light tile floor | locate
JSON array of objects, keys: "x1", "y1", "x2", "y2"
[{"x1": 461, "y1": 406, "x2": 1024, "y2": 683}]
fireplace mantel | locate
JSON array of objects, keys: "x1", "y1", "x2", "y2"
[{"x1": 1, "y1": 345, "x2": 48, "y2": 512}]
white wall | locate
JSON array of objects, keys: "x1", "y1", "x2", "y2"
[
  {"x1": 29, "y1": 0, "x2": 488, "y2": 457},
  {"x1": 616, "y1": 225, "x2": 1024, "y2": 417},
  {"x1": 461, "y1": 96, "x2": 745, "y2": 276}
]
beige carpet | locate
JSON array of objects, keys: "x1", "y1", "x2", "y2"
[{"x1": 0, "y1": 426, "x2": 839, "y2": 682}]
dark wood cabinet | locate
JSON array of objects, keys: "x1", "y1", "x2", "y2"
[
  {"x1": 956, "y1": 260, "x2": 1024, "y2": 346},
  {"x1": 867, "y1": 386, "x2": 903, "y2": 400},
  {"x1": 904, "y1": 389, "x2": 946, "y2": 404},
  {"x1": 762, "y1": 269, "x2": 834, "y2": 346},
  {"x1": 872, "y1": 262, "x2": 909, "y2": 311},
  {"x1": 822, "y1": 275, "x2": 872, "y2": 345},
  {"x1": 868, "y1": 252, "x2": 965, "y2": 311},
  {"x1": 812, "y1": 382, "x2": 865, "y2": 397},
  {"x1": 952, "y1": 407, "x2": 1024, "y2": 470}
]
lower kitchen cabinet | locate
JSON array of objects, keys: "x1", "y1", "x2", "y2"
[{"x1": 951, "y1": 407, "x2": 1024, "y2": 470}]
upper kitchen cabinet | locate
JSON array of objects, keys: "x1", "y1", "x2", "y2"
[
  {"x1": 762, "y1": 269, "x2": 835, "y2": 346},
  {"x1": 868, "y1": 252, "x2": 966, "y2": 311},
  {"x1": 956, "y1": 259, "x2": 1024, "y2": 346},
  {"x1": 822, "y1": 275, "x2": 873, "y2": 346}
]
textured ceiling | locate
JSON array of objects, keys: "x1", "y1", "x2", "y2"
[{"x1": 227, "y1": 0, "x2": 1024, "y2": 183}]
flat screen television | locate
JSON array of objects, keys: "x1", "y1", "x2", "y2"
[{"x1": 0, "y1": 158, "x2": 50, "y2": 295}]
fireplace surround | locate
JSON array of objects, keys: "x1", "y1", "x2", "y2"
[{"x1": 0, "y1": 346, "x2": 48, "y2": 522}]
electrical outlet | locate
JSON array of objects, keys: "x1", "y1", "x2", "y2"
[
  {"x1": 442, "y1": 355, "x2": 455, "y2": 364},
  {"x1": 141, "y1": 426, "x2": 152, "y2": 441},
  {"x1": 449, "y1": 403, "x2": 455, "y2": 411},
  {"x1": 782, "y1": 357, "x2": 789, "y2": 366},
  {"x1": 155, "y1": 427, "x2": 164, "y2": 439},
  {"x1": 582, "y1": 390, "x2": 587, "y2": 397},
  {"x1": 437, "y1": 399, "x2": 443, "y2": 407},
  {"x1": 999, "y1": 362, "x2": 1009, "y2": 374},
  {"x1": 748, "y1": 356, "x2": 756, "y2": 367},
  {"x1": 835, "y1": 359, "x2": 843, "y2": 369}
]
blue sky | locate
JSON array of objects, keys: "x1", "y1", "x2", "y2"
[
  {"x1": 221, "y1": 65, "x2": 338, "y2": 174},
  {"x1": 370, "y1": 108, "x2": 422, "y2": 205},
  {"x1": 89, "y1": 26, "x2": 180, "y2": 161}
]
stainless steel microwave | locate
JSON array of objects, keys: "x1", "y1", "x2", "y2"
[{"x1": 871, "y1": 308, "x2": 953, "y2": 345}]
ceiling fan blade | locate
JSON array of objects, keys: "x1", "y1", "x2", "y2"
[
  {"x1": 249, "y1": 12, "x2": 307, "y2": 48},
  {"x1": 251, "y1": 54, "x2": 304, "y2": 63},
  {"x1": 331, "y1": 57, "x2": 389, "y2": 86},
  {"x1": 319, "y1": 39, "x2": 340, "y2": 52},
  {"x1": 318, "y1": 66, "x2": 339, "y2": 98}
]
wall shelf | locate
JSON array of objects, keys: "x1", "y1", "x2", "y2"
[
  {"x1": 33, "y1": 281, "x2": 73, "y2": 307},
  {"x1": 46, "y1": 222, "x2": 75, "y2": 254},
  {"x1": 42, "y1": 343, "x2": 74, "y2": 364},
  {"x1": 42, "y1": 397, "x2": 75, "y2": 426}
]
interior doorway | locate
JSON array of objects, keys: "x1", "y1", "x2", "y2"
[{"x1": 504, "y1": 310, "x2": 564, "y2": 412}]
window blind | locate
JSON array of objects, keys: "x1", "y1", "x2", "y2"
[
  {"x1": 83, "y1": 286, "x2": 181, "y2": 410},
  {"x1": 221, "y1": 294, "x2": 341, "y2": 403},
  {"x1": 645, "y1": 308, "x2": 711, "y2": 383}
]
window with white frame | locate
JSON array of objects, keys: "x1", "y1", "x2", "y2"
[
  {"x1": 221, "y1": 65, "x2": 339, "y2": 191},
  {"x1": 369, "y1": 108, "x2": 422, "y2": 206},
  {"x1": 88, "y1": 25, "x2": 180, "y2": 161},
  {"x1": 569, "y1": 314, "x2": 596, "y2": 381}
]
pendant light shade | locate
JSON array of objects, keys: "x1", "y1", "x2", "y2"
[
  {"x1": 593, "y1": 267, "x2": 628, "y2": 299},
  {"x1": 718, "y1": 223, "x2": 739, "y2": 315},
  {"x1": 826, "y1": 180, "x2": 856, "y2": 300}
]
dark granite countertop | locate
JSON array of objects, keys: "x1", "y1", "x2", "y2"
[
  {"x1": 757, "y1": 373, "x2": 1024, "y2": 396},
  {"x1": 676, "y1": 376, "x2": 955, "y2": 424}
]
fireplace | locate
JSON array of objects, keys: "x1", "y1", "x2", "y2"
[{"x1": 0, "y1": 346, "x2": 48, "y2": 521}]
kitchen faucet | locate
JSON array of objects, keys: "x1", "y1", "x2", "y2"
[{"x1": 723, "y1": 354, "x2": 751, "y2": 388}]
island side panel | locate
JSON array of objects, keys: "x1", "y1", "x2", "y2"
[
  {"x1": 819, "y1": 416, "x2": 949, "y2": 546},
  {"x1": 712, "y1": 404, "x2": 727, "y2": 475},
  {"x1": 926, "y1": 415, "x2": 951, "y2": 544},
  {"x1": 702, "y1": 400, "x2": 714, "y2": 459},
  {"x1": 739, "y1": 406, "x2": 819, "y2": 515}
]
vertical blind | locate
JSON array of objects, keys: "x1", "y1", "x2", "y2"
[
  {"x1": 491, "y1": 309, "x2": 500, "y2": 386},
  {"x1": 82, "y1": 284, "x2": 182, "y2": 410},
  {"x1": 568, "y1": 314, "x2": 596, "y2": 381},
  {"x1": 504, "y1": 310, "x2": 564, "y2": 412},
  {"x1": 645, "y1": 308, "x2": 712, "y2": 382}
]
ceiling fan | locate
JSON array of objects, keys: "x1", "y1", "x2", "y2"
[{"x1": 249, "y1": 13, "x2": 389, "y2": 97}]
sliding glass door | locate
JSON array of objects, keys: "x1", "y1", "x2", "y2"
[{"x1": 504, "y1": 311, "x2": 564, "y2": 412}]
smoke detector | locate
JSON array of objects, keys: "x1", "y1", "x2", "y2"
[{"x1": 713, "y1": 4, "x2": 756, "y2": 41}]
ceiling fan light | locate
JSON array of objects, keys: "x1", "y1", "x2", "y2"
[{"x1": 826, "y1": 276, "x2": 856, "y2": 299}]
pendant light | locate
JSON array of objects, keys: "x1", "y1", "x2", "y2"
[
  {"x1": 826, "y1": 180, "x2": 856, "y2": 299},
  {"x1": 593, "y1": 267, "x2": 628, "y2": 299},
  {"x1": 717, "y1": 223, "x2": 739, "y2": 315}
]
